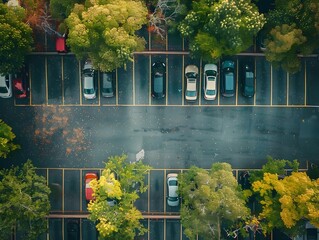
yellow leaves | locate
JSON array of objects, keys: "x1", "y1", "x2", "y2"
[{"x1": 96, "y1": 218, "x2": 118, "y2": 237}]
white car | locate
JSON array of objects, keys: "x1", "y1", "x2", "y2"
[
  {"x1": 167, "y1": 173, "x2": 179, "y2": 207},
  {"x1": 0, "y1": 74, "x2": 12, "y2": 98},
  {"x1": 82, "y1": 60, "x2": 96, "y2": 99},
  {"x1": 203, "y1": 64, "x2": 218, "y2": 100},
  {"x1": 185, "y1": 65, "x2": 198, "y2": 101}
]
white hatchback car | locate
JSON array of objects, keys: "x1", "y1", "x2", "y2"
[
  {"x1": 167, "y1": 173, "x2": 179, "y2": 207},
  {"x1": 82, "y1": 60, "x2": 96, "y2": 99},
  {"x1": 203, "y1": 64, "x2": 218, "y2": 100},
  {"x1": 185, "y1": 65, "x2": 199, "y2": 101},
  {"x1": 0, "y1": 74, "x2": 12, "y2": 98}
]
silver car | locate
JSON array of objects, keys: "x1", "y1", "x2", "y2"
[
  {"x1": 185, "y1": 65, "x2": 199, "y2": 101},
  {"x1": 0, "y1": 74, "x2": 12, "y2": 98},
  {"x1": 82, "y1": 60, "x2": 96, "y2": 100},
  {"x1": 203, "y1": 64, "x2": 218, "y2": 100},
  {"x1": 167, "y1": 173, "x2": 179, "y2": 207}
]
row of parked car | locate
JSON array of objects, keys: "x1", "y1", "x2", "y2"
[
  {"x1": 152, "y1": 60, "x2": 255, "y2": 101},
  {"x1": 85, "y1": 172, "x2": 180, "y2": 207},
  {"x1": 0, "y1": 73, "x2": 28, "y2": 99}
]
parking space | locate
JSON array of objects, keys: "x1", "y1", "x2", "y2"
[{"x1": 16, "y1": 55, "x2": 318, "y2": 108}]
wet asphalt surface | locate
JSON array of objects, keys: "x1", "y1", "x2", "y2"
[{"x1": 1, "y1": 103, "x2": 318, "y2": 169}]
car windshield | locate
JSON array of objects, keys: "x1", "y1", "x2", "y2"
[
  {"x1": 154, "y1": 75, "x2": 163, "y2": 93},
  {"x1": 169, "y1": 179, "x2": 178, "y2": 186},
  {"x1": 206, "y1": 89, "x2": 216, "y2": 95},
  {"x1": 84, "y1": 88, "x2": 95, "y2": 94},
  {"x1": 207, "y1": 76, "x2": 216, "y2": 81},
  {"x1": 206, "y1": 70, "x2": 217, "y2": 76},
  {"x1": 102, "y1": 88, "x2": 113, "y2": 93},
  {"x1": 168, "y1": 196, "x2": 178, "y2": 201},
  {"x1": 83, "y1": 69, "x2": 93, "y2": 76},
  {"x1": 15, "y1": 89, "x2": 24, "y2": 95},
  {"x1": 186, "y1": 90, "x2": 196, "y2": 97},
  {"x1": 0, "y1": 87, "x2": 8, "y2": 93},
  {"x1": 186, "y1": 72, "x2": 197, "y2": 78}
]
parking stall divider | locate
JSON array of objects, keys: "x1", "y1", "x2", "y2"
[
  {"x1": 287, "y1": 72, "x2": 289, "y2": 106},
  {"x1": 80, "y1": 169, "x2": 82, "y2": 212},
  {"x1": 164, "y1": 169, "x2": 167, "y2": 213},
  {"x1": 45, "y1": 56, "x2": 48, "y2": 105},
  {"x1": 236, "y1": 58, "x2": 239, "y2": 106},
  {"x1": 116, "y1": 69, "x2": 119, "y2": 106},
  {"x1": 149, "y1": 55, "x2": 152, "y2": 105},
  {"x1": 133, "y1": 56, "x2": 136, "y2": 105},
  {"x1": 199, "y1": 58, "x2": 202, "y2": 106},
  {"x1": 182, "y1": 55, "x2": 185, "y2": 106},
  {"x1": 218, "y1": 59, "x2": 221, "y2": 106},
  {"x1": 254, "y1": 57, "x2": 257, "y2": 106},
  {"x1": 98, "y1": 70, "x2": 101, "y2": 106},
  {"x1": 304, "y1": 61, "x2": 307, "y2": 106},
  {"x1": 61, "y1": 56, "x2": 65, "y2": 105},
  {"x1": 166, "y1": 56, "x2": 168, "y2": 106},
  {"x1": 79, "y1": 60, "x2": 82, "y2": 105},
  {"x1": 270, "y1": 64, "x2": 273, "y2": 106}
]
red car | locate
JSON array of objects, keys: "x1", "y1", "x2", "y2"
[
  {"x1": 13, "y1": 78, "x2": 28, "y2": 98},
  {"x1": 85, "y1": 173, "x2": 98, "y2": 201}
]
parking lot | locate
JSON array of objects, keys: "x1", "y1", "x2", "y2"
[
  {"x1": 39, "y1": 167, "x2": 295, "y2": 240},
  {"x1": 15, "y1": 54, "x2": 319, "y2": 108}
]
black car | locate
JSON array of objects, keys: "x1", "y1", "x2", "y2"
[
  {"x1": 151, "y1": 61, "x2": 166, "y2": 98},
  {"x1": 221, "y1": 60, "x2": 235, "y2": 97},
  {"x1": 241, "y1": 63, "x2": 255, "y2": 98}
]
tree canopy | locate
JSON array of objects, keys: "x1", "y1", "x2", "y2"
[
  {"x1": 0, "y1": 4, "x2": 33, "y2": 74},
  {"x1": 88, "y1": 154, "x2": 151, "y2": 239},
  {"x1": 179, "y1": 163, "x2": 250, "y2": 240},
  {"x1": 0, "y1": 160, "x2": 51, "y2": 239},
  {"x1": 66, "y1": 0, "x2": 148, "y2": 72},
  {"x1": 177, "y1": 0, "x2": 265, "y2": 60},
  {"x1": 263, "y1": 0, "x2": 319, "y2": 73},
  {"x1": 252, "y1": 172, "x2": 319, "y2": 237},
  {"x1": 0, "y1": 119, "x2": 20, "y2": 158}
]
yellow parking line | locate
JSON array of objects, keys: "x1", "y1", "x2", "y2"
[
  {"x1": 79, "y1": 60, "x2": 82, "y2": 105},
  {"x1": 270, "y1": 64, "x2": 273, "y2": 106},
  {"x1": 45, "y1": 56, "x2": 48, "y2": 105},
  {"x1": 254, "y1": 57, "x2": 256, "y2": 106},
  {"x1": 116, "y1": 69, "x2": 119, "y2": 106},
  {"x1": 236, "y1": 58, "x2": 238, "y2": 106},
  {"x1": 166, "y1": 56, "x2": 168, "y2": 106},
  {"x1": 218, "y1": 59, "x2": 220, "y2": 106},
  {"x1": 80, "y1": 169, "x2": 82, "y2": 211},
  {"x1": 29, "y1": 66, "x2": 32, "y2": 105},
  {"x1": 182, "y1": 55, "x2": 185, "y2": 106},
  {"x1": 287, "y1": 72, "x2": 289, "y2": 106},
  {"x1": 148, "y1": 171, "x2": 150, "y2": 212},
  {"x1": 149, "y1": 56, "x2": 152, "y2": 105},
  {"x1": 98, "y1": 71, "x2": 101, "y2": 106},
  {"x1": 304, "y1": 61, "x2": 307, "y2": 106},
  {"x1": 62, "y1": 169, "x2": 65, "y2": 212},
  {"x1": 164, "y1": 169, "x2": 167, "y2": 213},
  {"x1": 61, "y1": 56, "x2": 64, "y2": 105},
  {"x1": 133, "y1": 56, "x2": 135, "y2": 105},
  {"x1": 199, "y1": 58, "x2": 202, "y2": 106}
]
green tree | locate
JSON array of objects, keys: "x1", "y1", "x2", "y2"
[
  {"x1": 49, "y1": 0, "x2": 84, "y2": 20},
  {"x1": 179, "y1": 163, "x2": 250, "y2": 240},
  {"x1": 264, "y1": 0, "x2": 319, "y2": 73},
  {"x1": 252, "y1": 171, "x2": 319, "y2": 237},
  {"x1": 0, "y1": 160, "x2": 51, "y2": 239},
  {"x1": 66, "y1": 0, "x2": 147, "y2": 72},
  {"x1": 88, "y1": 154, "x2": 151, "y2": 239},
  {"x1": 0, "y1": 4, "x2": 33, "y2": 74},
  {"x1": 0, "y1": 119, "x2": 20, "y2": 158},
  {"x1": 177, "y1": 0, "x2": 265, "y2": 60}
]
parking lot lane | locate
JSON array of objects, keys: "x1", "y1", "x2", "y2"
[
  {"x1": 166, "y1": 219, "x2": 181, "y2": 240},
  {"x1": 82, "y1": 219, "x2": 98, "y2": 240},
  {"x1": 134, "y1": 172, "x2": 149, "y2": 213},
  {"x1": 168, "y1": 31, "x2": 183, "y2": 51},
  {"x1": 237, "y1": 56, "x2": 255, "y2": 106},
  {"x1": 272, "y1": 66, "x2": 288, "y2": 105},
  {"x1": 165, "y1": 169, "x2": 181, "y2": 213},
  {"x1": 184, "y1": 56, "x2": 201, "y2": 106},
  {"x1": 167, "y1": 55, "x2": 183, "y2": 105},
  {"x1": 306, "y1": 58, "x2": 319, "y2": 105},
  {"x1": 137, "y1": 25, "x2": 150, "y2": 50},
  {"x1": 63, "y1": 56, "x2": 80, "y2": 105},
  {"x1": 29, "y1": 55, "x2": 46, "y2": 105},
  {"x1": 118, "y1": 62, "x2": 134, "y2": 105},
  {"x1": 135, "y1": 219, "x2": 148, "y2": 240},
  {"x1": 288, "y1": 59, "x2": 306, "y2": 106},
  {"x1": 49, "y1": 169, "x2": 63, "y2": 211},
  {"x1": 47, "y1": 56, "x2": 63, "y2": 105},
  {"x1": 201, "y1": 60, "x2": 218, "y2": 106},
  {"x1": 149, "y1": 219, "x2": 164, "y2": 240},
  {"x1": 81, "y1": 170, "x2": 99, "y2": 211},
  {"x1": 151, "y1": 55, "x2": 167, "y2": 106},
  {"x1": 49, "y1": 219, "x2": 62, "y2": 240},
  {"x1": 219, "y1": 57, "x2": 237, "y2": 106},
  {"x1": 255, "y1": 57, "x2": 271, "y2": 105},
  {"x1": 150, "y1": 170, "x2": 164, "y2": 212},
  {"x1": 135, "y1": 55, "x2": 150, "y2": 105}
]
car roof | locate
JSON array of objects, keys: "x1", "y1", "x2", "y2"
[
  {"x1": 222, "y1": 60, "x2": 234, "y2": 69},
  {"x1": 84, "y1": 76, "x2": 94, "y2": 88},
  {"x1": 185, "y1": 65, "x2": 199, "y2": 74},
  {"x1": 204, "y1": 64, "x2": 217, "y2": 72}
]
